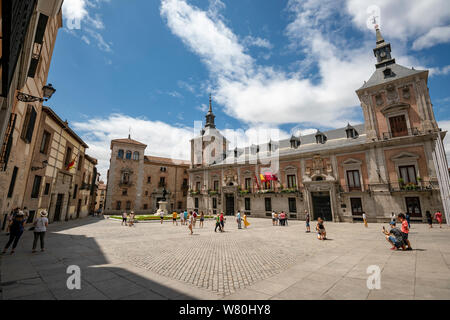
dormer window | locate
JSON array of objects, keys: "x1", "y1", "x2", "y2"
[
  {"x1": 290, "y1": 136, "x2": 300, "y2": 149},
  {"x1": 345, "y1": 124, "x2": 359, "y2": 139},
  {"x1": 383, "y1": 68, "x2": 393, "y2": 78},
  {"x1": 126, "y1": 151, "x2": 132, "y2": 160},
  {"x1": 315, "y1": 131, "x2": 327, "y2": 144},
  {"x1": 234, "y1": 148, "x2": 238, "y2": 158}
]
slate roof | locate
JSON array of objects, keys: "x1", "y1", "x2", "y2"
[
  {"x1": 211, "y1": 124, "x2": 367, "y2": 166},
  {"x1": 145, "y1": 156, "x2": 190, "y2": 166},
  {"x1": 358, "y1": 63, "x2": 426, "y2": 91},
  {"x1": 111, "y1": 138, "x2": 147, "y2": 147}
]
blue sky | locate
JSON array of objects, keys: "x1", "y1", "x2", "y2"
[{"x1": 49, "y1": 0, "x2": 450, "y2": 179}]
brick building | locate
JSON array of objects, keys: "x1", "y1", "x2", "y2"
[
  {"x1": 187, "y1": 28, "x2": 450, "y2": 223},
  {"x1": 105, "y1": 137, "x2": 190, "y2": 214}
]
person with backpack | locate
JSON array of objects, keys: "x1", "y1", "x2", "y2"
[
  {"x1": 2, "y1": 211, "x2": 25, "y2": 255},
  {"x1": 32, "y1": 210, "x2": 49, "y2": 253}
]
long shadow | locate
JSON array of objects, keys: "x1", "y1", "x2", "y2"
[{"x1": 0, "y1": 217, "x2": 194, "y2": 300}]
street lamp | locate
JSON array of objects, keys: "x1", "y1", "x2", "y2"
[{"x1": 17, "y1": 83, "x2": 56, "y2": 103}]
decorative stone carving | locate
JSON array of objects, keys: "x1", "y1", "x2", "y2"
[
  {"x1": 375, "y1": 94, "x2": 383, "y2": 106},
  {"x1": 313, "y1": 155, "x2": 324, "y2": 176},
  {"x1": 402, "y1": 86, "x2": 411, "y2": 100},
  {"x1": 386, "y1": 84, "x2": 399, "y2": 103},
  {"x1": 223, "y1": 169, "x2": 237, "y2": 186}
]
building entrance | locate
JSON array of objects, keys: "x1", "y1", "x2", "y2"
[
  {"x1": 225, "y1": 194, "x2": 235, "y2": 216},
  {"x1": 311, "y1": 191, "x2": 333, "y2": 221}
]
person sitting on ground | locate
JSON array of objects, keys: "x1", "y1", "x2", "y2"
[
  {"x1": 316, "y1": 217, "x2": 327, "y2": 240},
  {"x1": 398, "y1": 213, "x2": 412, "y2": 250},
  {"x1": 382, "y1": 221, "x2": 406, "y2": 251}
]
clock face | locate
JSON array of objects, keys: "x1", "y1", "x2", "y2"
[{"x1": 380, "y1": 51, "x2": 386, "y2": 58}]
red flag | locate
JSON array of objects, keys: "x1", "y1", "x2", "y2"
[{"x1": 254, "y1": 174, "x2": 260, "y2": 190}]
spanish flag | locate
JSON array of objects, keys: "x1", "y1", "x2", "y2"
[
  {"x1": 66, "y1": 159, "x2": 76, "y2": 171},
  {"x1": 260, "y1": 174, "x2": 266, "y2": 182}
]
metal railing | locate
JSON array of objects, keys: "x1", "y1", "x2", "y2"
[{"x1": 389, "y1": 180, "x2": 437, "y2": 192}]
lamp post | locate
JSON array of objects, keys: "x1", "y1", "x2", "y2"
[{"x1": 16, "y1": 84, "x2": 56, "y2": 103}]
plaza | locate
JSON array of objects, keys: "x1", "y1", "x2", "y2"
[{"x1": 1, "y1": 216, "x2": 449, "y2": 300}]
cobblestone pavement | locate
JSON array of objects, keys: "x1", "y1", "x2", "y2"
[{"x1": 1, "y1": 217, "x2": 450, "y2": 300}]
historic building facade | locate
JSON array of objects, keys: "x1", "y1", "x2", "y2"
[
  {"x1": 187, "y1": 28, "x2": 450, "y2": 223},
  {"x1": 105, "y1": 137, "x2": 190, "y2": 215},
  {"x1": 0, "y1": 1, "x2": 99, "y2": 230},
  {"x1": 95, "y1": 181, "x2": 107, "y2": 212}
]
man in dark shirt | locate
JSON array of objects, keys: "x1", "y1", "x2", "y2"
[{"x1": 383, "y1": 222, "x2": 406, "y2": 250}]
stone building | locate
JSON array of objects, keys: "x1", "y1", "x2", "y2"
[
  {"x1": 95, "y1": 181, "x2": 107, "y2": 212},
  {"x1": 187, "y1": 28, "x2": 450, "y2": 224},
  {"x1": 0, "y1": 1, "x2": 74, "y2": 228},
  {"x1": 11, "y1": 106, "x2": 97, "y2": 224},
  {"x1": 105, "y1": 137, "x2": 190, "y2": 215}
]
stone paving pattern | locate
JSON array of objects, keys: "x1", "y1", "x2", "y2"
[{"x1": 1, "y1": 217, "x2": 449, "y2": 300}]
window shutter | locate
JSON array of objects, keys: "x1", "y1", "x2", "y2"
[
  {"x1": 34, "y1": 14, "x2": 49, "y2": 44},
  {"x1": 25, "y1": 106, "x2": 37, "y2": 143}
]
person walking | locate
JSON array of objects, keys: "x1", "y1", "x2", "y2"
[
  {"x1": 214, "y1": 213, "x2": 222, "y2": 232},
  {"x1": 242, "y1": 213, "x2": 250, "y2": 229},
  {"x1": 220, "y1": 212, "x2": 225, "y2": 231},
  {"x1": 193, "y1": 211, "x2": 197, "y2": 228},
  {"x1": 405, "y1": 212, "x2": 411, "y2": 229},
  {"x1": 160, "y1": 210, "x2": 165, "y2": 224},
  {"x1": 199, "y1": 211, "x2": 205, "y2": 228},
  {"x1": 426, "y1": 211, "x2": 433, "y2": 228},
  {"x1": 188, "y1": 212, "x2": 194, "y2": 235},
  {"x1": 184, "y1": 210, "x2": 188, "y2": 225},
  {"x1": 180, "y1": 210, "x2": 185, "y2": 225},
  {"x1": 2, "y1": 211, "x2": 25, "y2": 255},
  {"x1": 236, "y1": 211, "x2": 242, "y2": 229},
  {"x1": 284, "y1": 211, "x2": 289, "y2": 226},
  {"x1": 362, "y1": 212, "x2": 368, "y2": 228},
  {"x1": 129, "y1": 211, "x2": 135, "y2": 227},
  {"x1": 121, "y1": 211, "x2": 128, "y2": 226},
  {"x1": 434, "y1": 211, "x2": 443, "y2": 228},
  {"x1": 272, "y1": 211, "x2": 276, "y2": 226},
  {"x1": 172, "y1": 211, "x2": 178, "y2": 226},
  {"x1": 305, "y1": 210, "x2": 311, "y2": 233},
  {"x1": 279, "y1": 211, "x2": 286, "y2": 226},
  {"x1": 32, "y1": 210, "x2": 49, "y2": 253}
]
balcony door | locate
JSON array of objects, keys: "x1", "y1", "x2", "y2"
[{"x1": 389, "y1": 115, "x2": 408, "y2": 137}]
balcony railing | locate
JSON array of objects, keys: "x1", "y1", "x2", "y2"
[
  {"x1": 382, "y1": 127, "x2": 420, "y2": 140},
  {"x1": 119, "y1": 181, "x2": 133, "y2": 187},
  {"x1": 389, "y1": 180, "x2": 436, "y2": 192},
  {"x1": 339, "y1": 184, "x2": 369, "y2": 193}
]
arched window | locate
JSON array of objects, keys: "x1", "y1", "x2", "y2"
[
  {"x1": 133, "y1": 151, "x2": 139, "y2": 161},
  {"x1": 126, "y1": 151, "x2": 132, "y2": 160},
  {"x1": 118, "y1": 149, "x2": 124, "y2": 159},
  {"x1": 116, "y1": 201, "x2": 122, "y2": 210}
]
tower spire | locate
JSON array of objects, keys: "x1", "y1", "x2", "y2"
[
  {"x1": 205, "y1": 94, "x2": 216, "y2": 129},
  {"x1": 372, "y1": 25, "x2": 395, "y2": 69}
]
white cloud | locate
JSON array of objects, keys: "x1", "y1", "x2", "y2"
[
  {"x1": 413, "y1": 26, "x2": 450, "y2": 50},
  {"x1": 430, "y1": 65, "x2": 450, "y2": 77},
  {"x1": 242, "y1": 36, "x2": 273, "y2": 50},
  {"x1": 62, "y1": 0, "x2": 112, "y2": 52}
]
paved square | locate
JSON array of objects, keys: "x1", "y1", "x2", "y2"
[{"x1": 1, "y1": 217, "x2": 450, "y2": 300}]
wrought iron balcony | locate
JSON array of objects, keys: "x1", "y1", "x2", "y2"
[
  {"x1": 119, "y1": 181, "x2": 133, "y2": 187},
  {"x1": 338, "y1": 184, "x2": 369, "y2": 193},
  {"x1": 389, "y1": 180, "x2": 436, "y2": 192},
  {"x1": 382, "y1": 127, "x2": 420, "y2": 140}
]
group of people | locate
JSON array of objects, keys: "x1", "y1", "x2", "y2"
[
  {"x1": 425, "y1": 210, "x2": 443, "y2": 228},
  {"x1": 271, "y1": 211, "x2": 289, "y2": 226},
  {"x1": 383, "y1": 213, "x2": 413, "y2": 251},
  {"x1": 2, "y1": 209, "x2": 48, "y2": 255},
  {"x1": 121, "y1": 211, "x2": 136, "y2": 227}
]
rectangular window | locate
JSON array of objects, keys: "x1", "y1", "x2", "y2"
[
  {"x1": 195, "y1": 198, "x2": 199, "y2": 209},
  {"x1": 40, "y1": 130, "x2": 51, "y2": 154},
  {"x1": 245, "y1": 178, "x2": 252, "y2": 191},
  {"x1": 126, "y1": 201, "x2": 132, "y2": 210},
  {"x1": 21, "y1": 105, "x2": 37, "y2": 144},
  {"x1": 73, "y1": 184, "x2": 78, "y2": 199},
  {"x1": 122, "y1": 189, "x2": 128, "y2": 196},
  {"x1": 64, "y1": 147, "x2": 72, "y2": 167},
  {"x1": 399, "y1": 165, "x2": 417, "y2": 185},
  {"x1": 213, "y1": 180, "x2": 219, "y2": 191},
  {"x1": 31, "y1": 175, "x2": 42, "y2": 198},
  {"x1": 245, "y1": 198, "x2": 251, "y2": 211},
  {"x1": 116, "y1": 201, "x2": 122, "y2": 210},
  {"x1": 347, "y1": 170, "x2": 361, "y2": 191},
  {"x1": 287, "y1": 175, "x2": 296, "y2": 188},
  {"x1": 265, "y1": 198, "x2": 272, "y2": 212},
  {"x1": 178, "y1": 201, "x2": 182, "y2": 210},
  {"x1": 143, "y1": 204, "x2": 148, "y2": 210},
  {"x1": 351, "y1": 198, "x2": 363, "y2": 216},
  {"x1": 159, "y1": 177, "x2": 166, "y2": 187},
  {"x1": 44, "y1": 183, "x2": 50, "y2": 195},
  {"x1": 196, "y1": 181, "x2": 201, "y2": 191},
  {"x1": 389, "y1": 115, "x2": 408, "y2": 138},
  {"x1": 288, "y1": 198, "x2": 297, "y2": 213},
  {"x1": 77, "y1": 155, "x2": 83, "y2": 171},
  {"x1": 213, "y1": 198, "x2": 217, "y2": 209},
  {"x1": 147, "y1": 176, "x2": 151, "y2": 184},
  {"x1": 7, "y1": 167, "x2": 19, "y2": 198}
]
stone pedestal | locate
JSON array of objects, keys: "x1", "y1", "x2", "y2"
[{"x1": 157, "y1": 201, "x2": 168, "y2": 215}]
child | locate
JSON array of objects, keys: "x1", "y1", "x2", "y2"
[
  {"x1": 316, "y1": 217, "x2": 327, "y2": 240},
  {"x1": 434, "y1": 211, "x2": 443, "y2": 228},
  {"x1": 398, "y1": 213, "x2": 412, "y2": 250},
  {"x1": 362, "y1": 212, "x2": 368, "y2": 228},
  {"x1": 172, "y1": 211, "x2": 178, "y2": 226}
]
